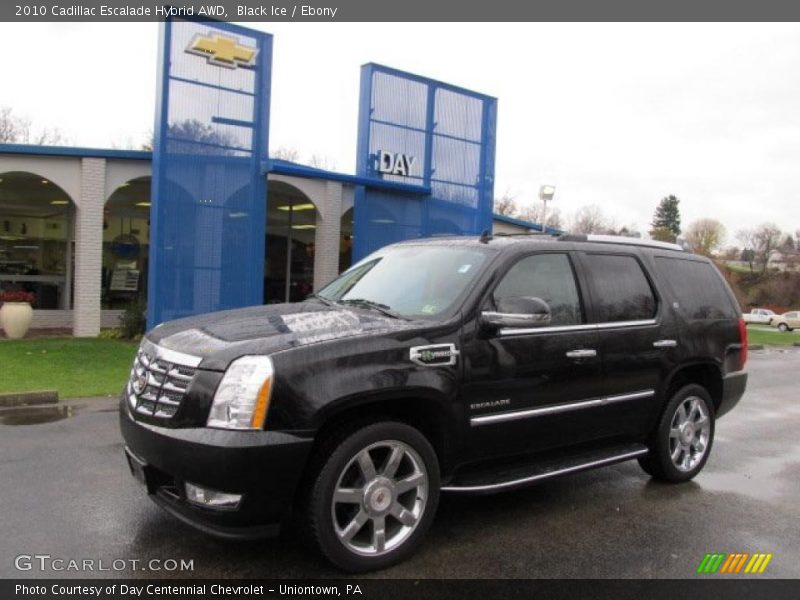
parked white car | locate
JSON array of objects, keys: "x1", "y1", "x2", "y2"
[{"x1": 742, "y1": 308, "x2": 776, "y2": 325}]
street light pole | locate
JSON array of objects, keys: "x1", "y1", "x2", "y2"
[{"x1": 539, "y1": 185, "x2": 556, "y2": 233}]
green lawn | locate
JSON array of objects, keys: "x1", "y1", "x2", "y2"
[
  {"x1": 747, "y1": 326, "x2": 800, "y2": 347},
  {"x1": 0, "y1": 338, "x2": 138, "y2": 398}
]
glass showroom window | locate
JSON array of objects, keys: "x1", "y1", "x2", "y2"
[
  {"x1": 0, "y1": 172, "x2": 74, "y2": 309},
  {"x1": 265, "y1": 183, "x2": 318, "y2": 303},
  {"x1": 102, "y1": 177, "x2": 150, "y2": 309}
]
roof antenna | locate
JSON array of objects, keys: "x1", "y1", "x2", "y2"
[{"x1": 479, "y1": 229, "x2": 492, "y2": 244}]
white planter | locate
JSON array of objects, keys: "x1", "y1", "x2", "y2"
[{"x1": 0, "y1": 302, "x2": 34, "y2": 339}]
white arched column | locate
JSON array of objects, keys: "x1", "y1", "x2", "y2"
[
  {"x1": 313, "y1": 180, "x2": 343, "y2": 290},
  {"x1": 73, "y1": 158, "x2": 106, "y2": 336}
]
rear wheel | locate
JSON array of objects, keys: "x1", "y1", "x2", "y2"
[
  {"x1": 305, "y1": 421, "x2": 440, "y2": 572},
  {"x1": 639, "y1": 384, "x2": 715, "y2": 482}
]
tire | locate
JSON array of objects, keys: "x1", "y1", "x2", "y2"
[
  {"x1": 778, "y1": 323, "x2": 788, "y2": 333},
  {"x1": 640, "y1": 384, "x2": 715, "y2": 483},
  {"x1": 304, "y1": 421, "x2": 440, "y2": 572}
]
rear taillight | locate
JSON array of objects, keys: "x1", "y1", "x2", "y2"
[{"x1": 738, "y1": 318, "x2": 748, "y2": 369}]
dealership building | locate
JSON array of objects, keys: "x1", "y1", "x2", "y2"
[{"x1": 0, "y1": 20, "x2": 551, "y2": 337}]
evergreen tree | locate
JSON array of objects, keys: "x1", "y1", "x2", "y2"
[{"x1": 650, "y1": 195, "x2": 681, "y2": 242}]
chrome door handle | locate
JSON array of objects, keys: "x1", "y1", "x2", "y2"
[
  {"x1": 566, "y1": 349, "x2": 597, "y2": 358},
  {"x1": 653, "y1": 339, "x2": 677, "y2": 348}
]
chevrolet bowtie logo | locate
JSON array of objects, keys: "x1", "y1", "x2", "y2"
[{"x1": 186, "y1": 33, "x2": 258, "y2": 69}]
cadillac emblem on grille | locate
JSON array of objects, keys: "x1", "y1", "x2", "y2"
[{"x1": 127, "y1": 339, "x2": 201, "y2": 420}]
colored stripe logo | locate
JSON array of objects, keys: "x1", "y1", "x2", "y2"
[{"x1": 697, "y1": 552, "x2": 773, "y2": 574}]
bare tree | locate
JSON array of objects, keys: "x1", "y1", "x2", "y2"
[
  {"x1": 307, "y1": 154, "x2": 337, "y2": 171},
  {"x1": 570, "y1": 205, "x2": 608, "y2": 234},
  {"x1": 519, "y1": 203, "x2": 563, "y2": 230},
  {"x1": 684, "y1": 218, "x2": 727, "y2": 257},
  {"x1": 736, "y1": 229, "x2": 757, "y2": 272},
  {"x1": 272, "y1": 147, "x2": 301, "y2": 162},
  {"x1": 0, "y1": 106, "x2": 67, "y2": 145},
  {"x1": 752, "y1": 223, "x2": 782, "y2": 271},
  {"x1": 493, "y1": 192, "x2": 519, "y2": 217},
  {"x1": 738, "y1": 224, "x2": 783, "y2": 272}
]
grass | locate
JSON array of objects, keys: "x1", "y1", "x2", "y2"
[
  {"x1": 0, "y1": 337, "x2": 138, "y2": 398},
  {"x1": 0, "y1": 327, "x2": 794, "y2": 399},
  {"x1": 747, "y1": 326, "x2": 799, "y2": 347}
]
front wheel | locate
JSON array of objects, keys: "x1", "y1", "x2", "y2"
[
  {"x1": 639, "y1": 384, "x2": 715, "y2": 482},
  {"x1": 305, "y1": 422, "x2": 440, "y2": 572},
  {"x1": 778, "y1": 323, "x2": 789, "y2": 332}
]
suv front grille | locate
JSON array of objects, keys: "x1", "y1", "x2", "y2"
[{"x1": 127, "y1": 341, "x2": 199, "y2": 419}]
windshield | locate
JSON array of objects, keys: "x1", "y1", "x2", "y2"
[{"x1": 317, "y1": 244, "x2": 491, "y2": 319}]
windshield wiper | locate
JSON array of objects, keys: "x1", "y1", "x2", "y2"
[{"x1": 339, "y1": 298, "x2": 407, "y2": 320}]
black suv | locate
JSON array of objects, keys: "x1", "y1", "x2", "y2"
[{"x1": 120, "y1": 234, "x2": 748, "y2": 571}]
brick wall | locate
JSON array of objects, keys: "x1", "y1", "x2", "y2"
[
  {"x1": 72, "y1": 158, "x2": 106, "y2": 337},
  {"x1": 313, "y1": 181, "x2": 343, "y2": 291}
]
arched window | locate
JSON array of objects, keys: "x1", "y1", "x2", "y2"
[
  {"x1": 102, "y1": 177, "x2": 150, "y2": 308},
  {"x1": 0, "y1": 171, "x2": 75, "y2": 309},
  {"x1": 266, "y1": 181, "x2": 318, "y2": 303}
]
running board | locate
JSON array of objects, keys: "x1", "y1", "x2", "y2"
[{"x1": 441, "y1": 443, "x2": 648, "y2": 494}]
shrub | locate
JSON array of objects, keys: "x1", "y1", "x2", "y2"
[
  {"x1": 98, "y1": 328, "x2": 124, "y2": 340},
  {"x1": 119, "y1": 299, "x2": 147, "y2": 340},
  {"x1": 0, "y1": 290, "x2": 36, "y2": 304}
]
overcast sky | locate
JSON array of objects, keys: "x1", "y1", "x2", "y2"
[{"x1": 2, "y1": 22, "x2": 798, "y2": 241}]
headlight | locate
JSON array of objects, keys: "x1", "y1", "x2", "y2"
[{"x1": 207, "y1": 356, "x2": 274, "y2": 430}]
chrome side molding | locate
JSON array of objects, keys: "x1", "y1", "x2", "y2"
[
  {"x1": 470, "y1": 390, "x2": 655, "y2": 427},
  {"x1": 499, "y1": 319, "x2": 657, "y2": 337}
]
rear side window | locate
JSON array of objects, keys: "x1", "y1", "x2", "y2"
[
  {"x1": 582, "y1": 254, "x2": 657, "y2": 322},
  {"x1": 655, "y1": 257, "x2": 738, "y2": 320},
  {"x1": 493, "y1": 253, "x2": 583, "y2": 325}
]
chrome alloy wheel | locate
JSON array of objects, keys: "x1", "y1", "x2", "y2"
[
  {"x1": 331, "y1": 440, "x2": 428, "y2": 557},
  {"x1": 669, "y1": 396, "x2": 711, "y2": 472}
]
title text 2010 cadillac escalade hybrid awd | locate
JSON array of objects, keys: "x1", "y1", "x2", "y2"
[{"x1": 120, "y1": 234, "x2": 748, "y2": 571}]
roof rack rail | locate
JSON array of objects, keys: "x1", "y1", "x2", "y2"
[
  {"x1": 493, "y1": 231, "x2": 558, "y2": 238},
  {"x1": 558, "y1": 234, "x2": 685, "y2": 252}
]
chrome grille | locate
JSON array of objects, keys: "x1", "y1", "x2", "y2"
[{"x1": 127, "y1": 340, "x2": 200, "y2": 419}]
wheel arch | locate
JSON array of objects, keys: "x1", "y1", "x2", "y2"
[
  {"x1": 660, "y1": 361, "x2": 724, "y2": 413},
  {"x1": 309, "y1": 390, "x2": 457, "y2": 478}
]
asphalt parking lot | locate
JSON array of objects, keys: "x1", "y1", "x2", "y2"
[{"x1": 1, "y1": 349, "x2": 799, "y2": 579}]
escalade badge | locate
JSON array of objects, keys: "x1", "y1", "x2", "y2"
[
  {"x1": 186, "y1": 33, "x2": 258, "y2": 69},
  {"x1": 410, "y1": 344, "x2": 460, "y2": 367}
]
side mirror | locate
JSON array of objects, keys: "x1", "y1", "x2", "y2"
[{"x1": 481, "y1": 296, "x2": 552, "y2": 330}]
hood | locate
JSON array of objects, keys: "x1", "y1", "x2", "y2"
[{"x1": 146, "y1": 301, "x2": 419, "y2": 367}]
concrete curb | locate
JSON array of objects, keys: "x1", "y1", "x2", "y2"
[
  {"x1": 748, "y1": 344, "x2": 765, "y2": 351},
  {"x1": 0, "y1": 391, "x2": 59, "y2": 408}
]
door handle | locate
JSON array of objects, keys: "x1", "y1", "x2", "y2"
[
  {"x1": 566, "y1": 349, "x2": 597, "y2": 359},
  {"x1": 653, "y1": 339, "x2": 677, "y2": 348}
]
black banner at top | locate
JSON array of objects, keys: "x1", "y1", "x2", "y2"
[{"x1": 4, "y1": 0, "x2": 800, "y2": 22}]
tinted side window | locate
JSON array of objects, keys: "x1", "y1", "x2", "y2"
[
  {"x1": 493, "y1": 253, "x2": 583, "y2": 325},
  {"x1": 582, "y1": 254, "x2": 657, "y2": 322},
  {"x1": 655, "y1": 257, "x2": 738, "y2": 320}
]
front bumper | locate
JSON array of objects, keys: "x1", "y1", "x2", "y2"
[
  {"x1": 717, "y1": 370, "x2": 747, "y2": 418},
  {"x1": 119, "y1": 399, "x2": 314, "y2": 539}
]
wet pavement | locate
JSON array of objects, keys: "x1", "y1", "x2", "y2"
[{"x1": 1, "y1": 349, "x2": 799, "y2": 579}]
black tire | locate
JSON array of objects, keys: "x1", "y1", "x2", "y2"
[
  {"x1": 640, "y1": 384, "x2": 715, "y2": 483},
  {"x1": 778, "y1": 323, "x2": 788, "y2": 333},
  {"x1": 304, "y1": 421, "x2": 440, "y2": 572}
]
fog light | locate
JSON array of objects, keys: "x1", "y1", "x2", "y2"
[{"x1": 185, "y1": 482, "x2": 242, "y2": 510}]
